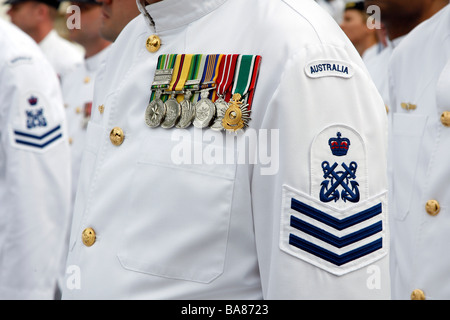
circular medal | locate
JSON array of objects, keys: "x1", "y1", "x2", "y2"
[
  {"x1": 145, "y1": 98, "x2": 166, "y2": 127},
  {"x1": 222, "y1": 93, "x2": 251, "y2": 132},
  {"x1": 176, "y1": 92, "x2": 195, "y2": 129},
  {"x1": 161, "y1": 96, "x2": 181, "y2": 128},
  {"x1": 211, "y1": 96, "x2": 228, "y2": 131},
  {"x1": 193, "y1": 90, "x2": 216, "y2": 128}
]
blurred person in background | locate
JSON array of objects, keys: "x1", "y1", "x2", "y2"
[
  {"x1": 363, "y1": 0, "x2": 448, "y2": 107},
  {"x1": 316, "y1": 0, "x2": 345, "y2": 23},
  {"x1": 0, "y1": 18, "x2": 71, "y2": 299},
  {"x1": 340, "y1": 1, "x2": 380, "y2": 60},
  {"x1": 5, "y1": 0, "x2": 83, "y2": 81},
  {"x1": 95, "y1": 0, "x2": 140, "y2": 42},
  {"x1": 56, "y1": 0, "x2": 111, "y2": 298},
  {"x1": 388, "y1": 3, "x2": 450, "y2": 300},
  {"x1": 61, "y1": 0, "x2": 110, "y2": 211}
]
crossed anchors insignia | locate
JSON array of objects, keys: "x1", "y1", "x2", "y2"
[
  {"x1": 320, "y1": 161, "x2": 360, "y2": 203},
  {"x1": 26, "y1": 108, "x2": 47, "y2": 129},
  {"x1": 319, "y1": 132, "x2": 360, "y2": 203}
]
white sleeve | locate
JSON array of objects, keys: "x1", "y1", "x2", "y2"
[
  {"x1": 252, "y1": 43, "x2": 390, "y2": 299},
  {"x1": 0, "y1": 54, "x2": 72, "y2": 299}
]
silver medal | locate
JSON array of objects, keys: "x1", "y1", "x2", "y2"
[
  {"x1": 145, "y1": 90, "x2": 166, "y2": 127},
  {"x1": 210, "y1": 96, "x2": 228, "y2": 131},
  {"x1": 176, "y1": 91, "x2": 195, "y2": 128},
  {"x1": 161, "y1": 93, "x2": 181, "y2": 129},
  {"x1": 193, "y1": 90, "x2": 216, "y2": 128}
]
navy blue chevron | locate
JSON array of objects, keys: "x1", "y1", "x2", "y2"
[
  {"x1": 291, "y1": 198, "x2": 382, "y2": 231},
  {"x1": 14, "y1": 125, "x2": 63, "y2": 149},
  {"x1": 290, "y1": 216, "x2": 382, "y2": 248},
  {"x1": 289, "y1": 234, "x2": 382, "y2": 266}
]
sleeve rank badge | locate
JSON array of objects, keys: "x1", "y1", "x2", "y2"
[{"x1": 279, "y1": 125, "x2": 387, "y2": 276}]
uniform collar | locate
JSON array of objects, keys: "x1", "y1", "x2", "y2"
[
  {"x1": 138, "y1": 0, "x2": 228, "y2": 33},
  {"x1": 387, "y1": 35, "x2": 405, "y2": 49},
  {"x1": 38, "y1": 29, "x2": 57, "y2": 47},
  {"x1": 85, "y1": 45, "x2": 111, "y2": 72}
]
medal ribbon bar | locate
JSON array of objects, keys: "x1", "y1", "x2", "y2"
[
  {"x1": 166, "y1": 54, "x2": 193, "y2": 100},
  {"x1": 246, "y1": 55, "x2": 262, "y2": 111},
  {"x1": 197, "y1": 54, "x2": 222, "y2": 100},
  {"x1": 214, "y1": 54, "x2": 239, "y2": 102},
  {"x1": 150, "y1": 53, "x2": 178, "y2": 102}
]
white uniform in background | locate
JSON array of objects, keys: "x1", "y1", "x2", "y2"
[
  {"x1": 362, "y1": 42, "x2": 383, "y2": 66},
  {"x1": 0, "y1": 19, "x2": 71, "y2": 299},
  {"x1": 63, "y1": 0, "x2": 390, "y2": 299},
  {"x1": 365, "y1": 36, "x2": 404, "y2": 108},
  {"x1": 58, "y1": 46, "x2": 110, "y2": 294},
  {"x1": 315, "y1": 0, "x2": 345, "y2": 23},
  {"x1": 61, "y1": 46, "x2": 110, "y2": 208},
  {"x1": 39, "y1": 29, "x2": 84, "y2": 81},
  {"x1": 388, "y1": 4, "x2": 450, "y2": 300}
]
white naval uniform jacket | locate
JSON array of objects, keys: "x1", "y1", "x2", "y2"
[
  {"x1": 59, "y1": 46, "x2": 111, "y2": 291},
  {"x1": 388, "y1": 5, "x2": 450, "y2": 300},
  {"x1": 39, "y1": 30, "x2": 84, "y2": 82},
  {"x1": 63, "y1": 0, "x2": 390, "y2": 299},
  {"x1": 61, "y1": 46, "x2": 111, "y2": 209},
  {"x1": 0, "y1": 20, "x2": 71, "y2": 299}
]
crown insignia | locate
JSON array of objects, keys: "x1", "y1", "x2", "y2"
[
  {"x1": 28, "y1": 96, "x2": 38, "y2": 106},
  {"x1": 328, "y1": 132, "x2": 350, "y2": 156}
]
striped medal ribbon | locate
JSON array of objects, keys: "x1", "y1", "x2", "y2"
[{"x1": 222, "y1": 55, "x2": 262, "y2": 132}]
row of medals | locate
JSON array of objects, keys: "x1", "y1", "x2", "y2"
[{"x1": 145, "y1": 87, "x2": 251, "y2": 132}]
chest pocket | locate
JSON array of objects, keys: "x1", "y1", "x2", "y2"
[
  {"x1": 391, "y1": 113, "x2": 428, "y2": 220},
  {"x1": 117, "y1": 135, "x2": 236, "y2": 283}
]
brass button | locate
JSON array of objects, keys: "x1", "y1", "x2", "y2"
[
  {"x1": 82, "y1": 227, "x2": 96, "y2": 247},
  {"x1": 110, "y1": 127, "x2": 124, "y2": 146},
  {"x1": 441, "y1": 111, "x2": 450, "y2": 127},
  {"x1": 146, "y1": 34, "x2": 161, "y2": 53},
  {"x1": 98, "y1": 104, "x2": 104, "y2": 114},
  {"x1": 68, "y1": 137, "x2": 73, "y2": 145},
  {"x1": 425, "y1": 199, "x2": 440, "y2": 216},
  {"x1": 411, "y1": 289, "x2": 426, "y2": 300},
  {"x1": 385, "y1": 105, "x2": 389, "y2": 114},
  {"x1": 84, "y1": 76, "x2": 91, "y2": 84},
  {"x1": 401, "y1": 102, "x2": 417, "y2": 111},
  {"x1": 75, "y1": 106, "x2": 82, "y2": 114}
]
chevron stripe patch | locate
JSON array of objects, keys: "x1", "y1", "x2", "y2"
[
  {"x1": 280, "y1": 185, "x2": 387, "y2": 276},
  {"x1": 10, "y1": 124, "x2": 64, "y2": 152}
]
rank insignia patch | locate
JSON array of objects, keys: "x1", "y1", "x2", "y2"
[
  {"x1": 279, "y1": 125, "x2": 386, "y2": 275},
  {"x1": 319, "y1": 132, "x2": 359, "y2": 203},
  {"x1": 9, "y1": 91, "x2": 64, "y2": 153},
  {"x1": 311, "y1": 125, "x2": 367, "y2": 209},
  {"x1": 280, "y1": 185, "x2": 387, "y2": 276}
]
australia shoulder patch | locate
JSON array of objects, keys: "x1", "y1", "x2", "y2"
[
  {"x1": 279, "y1": 124, "x2": 387, "y2": 276},
  {"x1": 305, "y1": 59, "x2": 353, "y2": 79}
]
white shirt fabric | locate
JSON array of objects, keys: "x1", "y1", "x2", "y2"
[
  {"x1": 365, "y1": 36, "x2": 405, "y2": 107},
  {"x1": 0, "y1": 19, "x2": 71, "y2": 299},
  {"x1": 362, "y1": 43, "x2": 383, "y2": 65},
  {"x1": 61, "y1": 46, "x2": 111, "y2": 208},
  {"x1": 315, "y1": 0, "x2": 345, "y2": 23},
  {"x1": 58, "y1": 46, "x2": 110, "y2": 292},
  {"x1": 39, "y1": 29, "x2": 84, "y2": 82},
  {"x1": 388, "y1": 5, "x2": 450, "y2": 300},
  {"x1": 62, "y1": 0, "x2": 390, "y2": 299}
]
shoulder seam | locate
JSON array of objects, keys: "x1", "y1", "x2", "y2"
[{"x1": 281, "y1": 0, "x2": 323, "y2": 44}]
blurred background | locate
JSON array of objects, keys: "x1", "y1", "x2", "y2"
[{"x1": 1, "y1": 1, "x2": 72, "y2": 40}]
